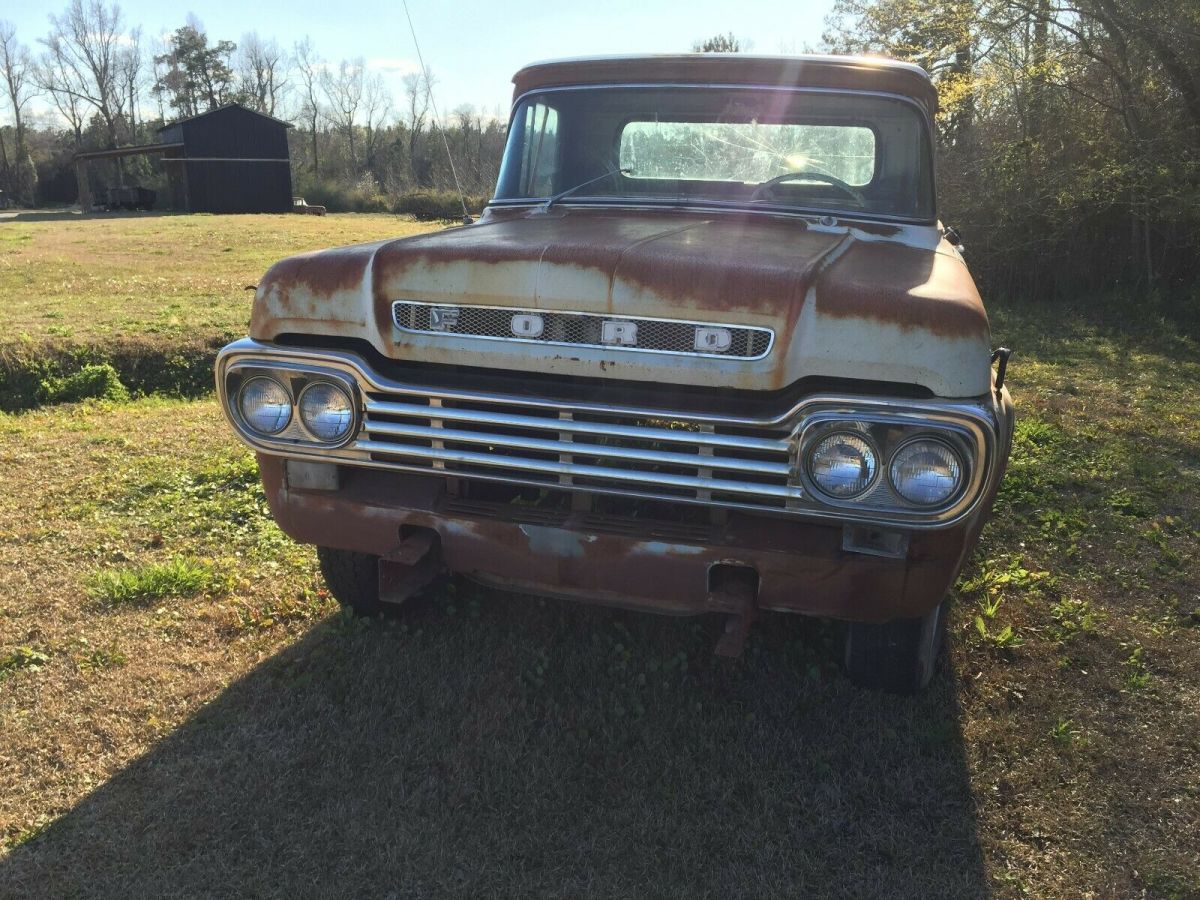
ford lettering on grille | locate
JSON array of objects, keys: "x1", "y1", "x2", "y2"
[{"x1": 392, "y1": 300, "x2": 774, "y2": 360}]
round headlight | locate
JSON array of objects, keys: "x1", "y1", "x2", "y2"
[
  {"x1": 298, "y1": 381, "x2": 355, "y2": 443},
  {"x1": 889, "y1": 438, "x2": 963, "y2": 506},
  {"x1": 238, "y1": 376, "x2": 291, "y2": 435},
  {"x1": 807, "y1": 432, "x2": 878, "y2": 499}
]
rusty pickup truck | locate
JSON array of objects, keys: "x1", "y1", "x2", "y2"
[{"x1": 217, "y1": 54, "x2": 1014, "y2": 693}]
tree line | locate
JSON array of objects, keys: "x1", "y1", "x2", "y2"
[
  {"x1": 825, "y1": 0, "x2": 1200, "y2": 299},
  {"x1": 0, "y1": 1, "x2": 503, "y2": 214}
]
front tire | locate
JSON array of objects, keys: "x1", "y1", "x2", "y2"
[
  {"x1": 317, "y1": 546, "x2": 383, "y2": 617},
  {"x1": 844, "y1": 601, "x2": 945, "y2": 694}
]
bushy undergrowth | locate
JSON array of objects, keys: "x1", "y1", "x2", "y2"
[
  {"x1": 294, "y1": 176, "x2": 487, "y2": 220},
  {"x1": 37, "y1": 364, "x2": 130, "y2": 404},
  {"x1": 1, "y1": 340, "x2": 220, "y2": 412}
]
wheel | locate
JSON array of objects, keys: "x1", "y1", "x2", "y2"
[
  {"x1": 843, "y1": 601, "x2": 945, "y2": 694},
  {"x1": 317, "y1": 546, "x2": 383, "y2": 617}
]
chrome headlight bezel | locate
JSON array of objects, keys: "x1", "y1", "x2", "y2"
[
  {"x1": 796, "y1": 411, "x2": 978, "y2": 518},
  {"x1": 223, "y1": 362, "x2": 361, "y2": 450}
]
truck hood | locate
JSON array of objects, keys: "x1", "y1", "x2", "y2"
[{"x1": 250, "y1": 207, "x2": 993, "y2": 397}]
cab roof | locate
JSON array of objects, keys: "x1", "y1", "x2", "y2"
[{"x1": 512, "y1": 54, "x2": 937, "y2": 117}]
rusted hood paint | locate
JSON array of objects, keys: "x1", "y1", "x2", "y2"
[{"x1": 250, "y1": 208, "x2": 993, "y2": 397}]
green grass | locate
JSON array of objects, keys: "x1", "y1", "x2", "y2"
[
  {"x1": 0, "y1": 213, "x2": 442, "y2": 410},
  {"x1": 86, "y1": 557, "x2": 223, "y2": 606}
]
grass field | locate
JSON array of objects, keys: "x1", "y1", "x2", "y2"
[
  {"x1": 0, "y1": 212, "x2": 439, "y2": 410},
  {"x1": 0, "y1": 215, "x2": 1198, "y2": 898}
]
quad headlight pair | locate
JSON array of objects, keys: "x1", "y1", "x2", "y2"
[
  {"x1": 805, "y1": 428, "x2": 965, "y2": 508},
  {"x1": 237, "y1": 374, "x2": 356, "y2": 444}
]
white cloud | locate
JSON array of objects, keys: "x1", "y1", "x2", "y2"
[{"x1": 366, "y1": 57, "x2": 418, "y2": 75}]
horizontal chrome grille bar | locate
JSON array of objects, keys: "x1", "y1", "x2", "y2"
[
  {"x1": 362, "y1": 419, "x2": 791, "y2": 477},
  {"x1": 364, "y1": 398, "x2": 789, "y2": 453},
  {"x1": 356, "y1": 440, "x2": 802, "y2": 500}
]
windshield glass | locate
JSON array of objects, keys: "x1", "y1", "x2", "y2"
[{"x1": 494, "y1": 87, "x2": 934, "y2": 221}]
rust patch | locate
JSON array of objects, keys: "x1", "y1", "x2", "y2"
[
  {"x1": 260, "y1": 459, "x2": 982, "y2": 622},
  {"x1": 369, "y1": 207, "x2": 841, "y2": 338},
  {"x1": 250, "y1": 242, "x2": 381, "y2": 339},
  {"x1": 812, "y1": 241, "x2": 990, "y2": 339}
]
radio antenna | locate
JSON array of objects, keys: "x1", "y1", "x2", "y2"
[{"x1": 402, "y1": 0, "x2": 472, "y2": 224}]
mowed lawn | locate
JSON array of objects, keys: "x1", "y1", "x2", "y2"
[{"x1": 0, "y1": 216, "x2": 1198, "y2": 898}]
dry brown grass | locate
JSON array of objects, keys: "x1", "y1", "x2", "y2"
[{"x1": 0, "y1": 219, "x2": 1196, "y2": 896}]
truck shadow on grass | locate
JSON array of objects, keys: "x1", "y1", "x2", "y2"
[{"x1": 0, "y1": 588, "x2": 988, "y2": 898}]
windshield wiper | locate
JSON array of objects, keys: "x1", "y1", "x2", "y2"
[{"x1": 539, "y1": 168, "x2": 631, "y2": 212}]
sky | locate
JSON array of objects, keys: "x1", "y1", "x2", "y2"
[{"x1": 11, "y1": 0, "x2": 836, "y2": 123}]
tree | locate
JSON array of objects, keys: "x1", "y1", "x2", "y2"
[
  {"x1": 402, "y1": 69, "x2": 432, "y2": 185},
  {"x1": 0, "y1": 20, "x2": 38, "y2": 203},
  {"x1": 153, "y1": 21, "x2": 236, "y2": 117},
  {"x1": 237, "y1": 32, "x2": 286, "y2": 116},
  {"x1": 39, "y1": 0, "x2": 131, "y2": 149},
  {"x1": 321, "y1": 58, "x2": 364, "y2": 164},
  {"x1": 293, "y1": 37, "x2": 322, "y2": 174},
  {"x1": 692, "y1": 32, "x2": 747, "y2": 52}
]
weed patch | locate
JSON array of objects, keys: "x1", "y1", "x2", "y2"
[
  {"x1": 0, "y1": 646, "x2": 51, "y2": 681},
  {"x1": 87, "y1": 557, "x2": 225, "y2": 607}
]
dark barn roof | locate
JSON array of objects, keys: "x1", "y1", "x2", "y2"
[{"x1": 156, "y1": 102, "x2": 294, "y2": 132}]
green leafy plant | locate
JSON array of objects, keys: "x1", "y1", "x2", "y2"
[
  {"x1": 87, "y1": 557, "x2": 223, "y2": 606},
  {"x1": 1049, "y1": 718, "x2": 1080, "y2": 747},
  {"x1": 974, "y1": 616, "x2": 1024, "y2": 649},
  {"x1": 1124, "y1": 645, "x2": 1151, "y2": 691},
  {"x1": 1048, "y1": 598, "x2": 1098, "y2": 643}
]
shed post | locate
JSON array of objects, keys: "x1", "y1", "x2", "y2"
[{"x1": 75, "y1": 159, "x2": 92, "y2": 213}]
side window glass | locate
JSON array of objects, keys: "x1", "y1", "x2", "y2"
[{"x1": 520, "y1": 103, "x2": 558, "y2": 196}]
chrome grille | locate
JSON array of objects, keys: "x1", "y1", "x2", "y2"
[
  {"x1": 359, "y1": 389, "x2": 798, "y2": 511},
  {"x1": 392, "y1": 300, "x2": 773, "y2": 360}
]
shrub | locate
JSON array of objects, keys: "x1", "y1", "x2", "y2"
[
  {"x1": 37, "y1": 363, "x2": 129, "y2": 404},
  {"x1": 394, "y1": 190, "x2": 489, "y2": 221}
]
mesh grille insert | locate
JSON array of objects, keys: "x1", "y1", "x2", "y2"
[{"x1": 393, "y1": 301, "x2": 773, "y2": 360}]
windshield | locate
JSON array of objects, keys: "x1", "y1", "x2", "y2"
[{"x1": 494, "y1": 87, "x2": 934, "y2": 221}]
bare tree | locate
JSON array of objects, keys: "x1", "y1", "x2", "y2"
[
  {"x1": 0, "y1": 20, "x2": 38, "y2": 202},
  {"x1": 238, "y1": 32, "x2": 287, "y2": 116},
  {"x1": 403, "y1": 69, "x2": 432, "y2": 185},
  {"x1": 361, "y1": 70, "x2": 392, "y2": 173},
  {"x1": 36, "y1": 47, "x2": 87, "y2": 144},
  {"x1": 293, "y1": 37, "x2": 322, "y2": 174},
  {"x1": 322, "y1": 57, "x2": 364, "y2": 164},
  {"x1": 117, "y1": 26, "x2": 142, "y2": 138},
  {"x1": 40, "y1": 0, "x2": 130, "y2": 149}
]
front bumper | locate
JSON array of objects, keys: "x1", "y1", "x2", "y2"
[{"x1": 261, "y1": 455, "x2": 998, "y2": 622}]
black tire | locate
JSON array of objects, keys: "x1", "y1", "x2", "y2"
[
  {"x1": 317, "y1": 546, "x2": 383, "y2": 617},
  {"x1": 843, "y1": 601, "x2": 945, "y2": 694}
]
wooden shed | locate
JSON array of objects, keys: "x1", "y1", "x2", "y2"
[
  {"x1": 157, "y1": 104, "x2": 294, "y2": 213},
  {"x1": 74, "y1": 103, "x2": 294, "y2": 214}
]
